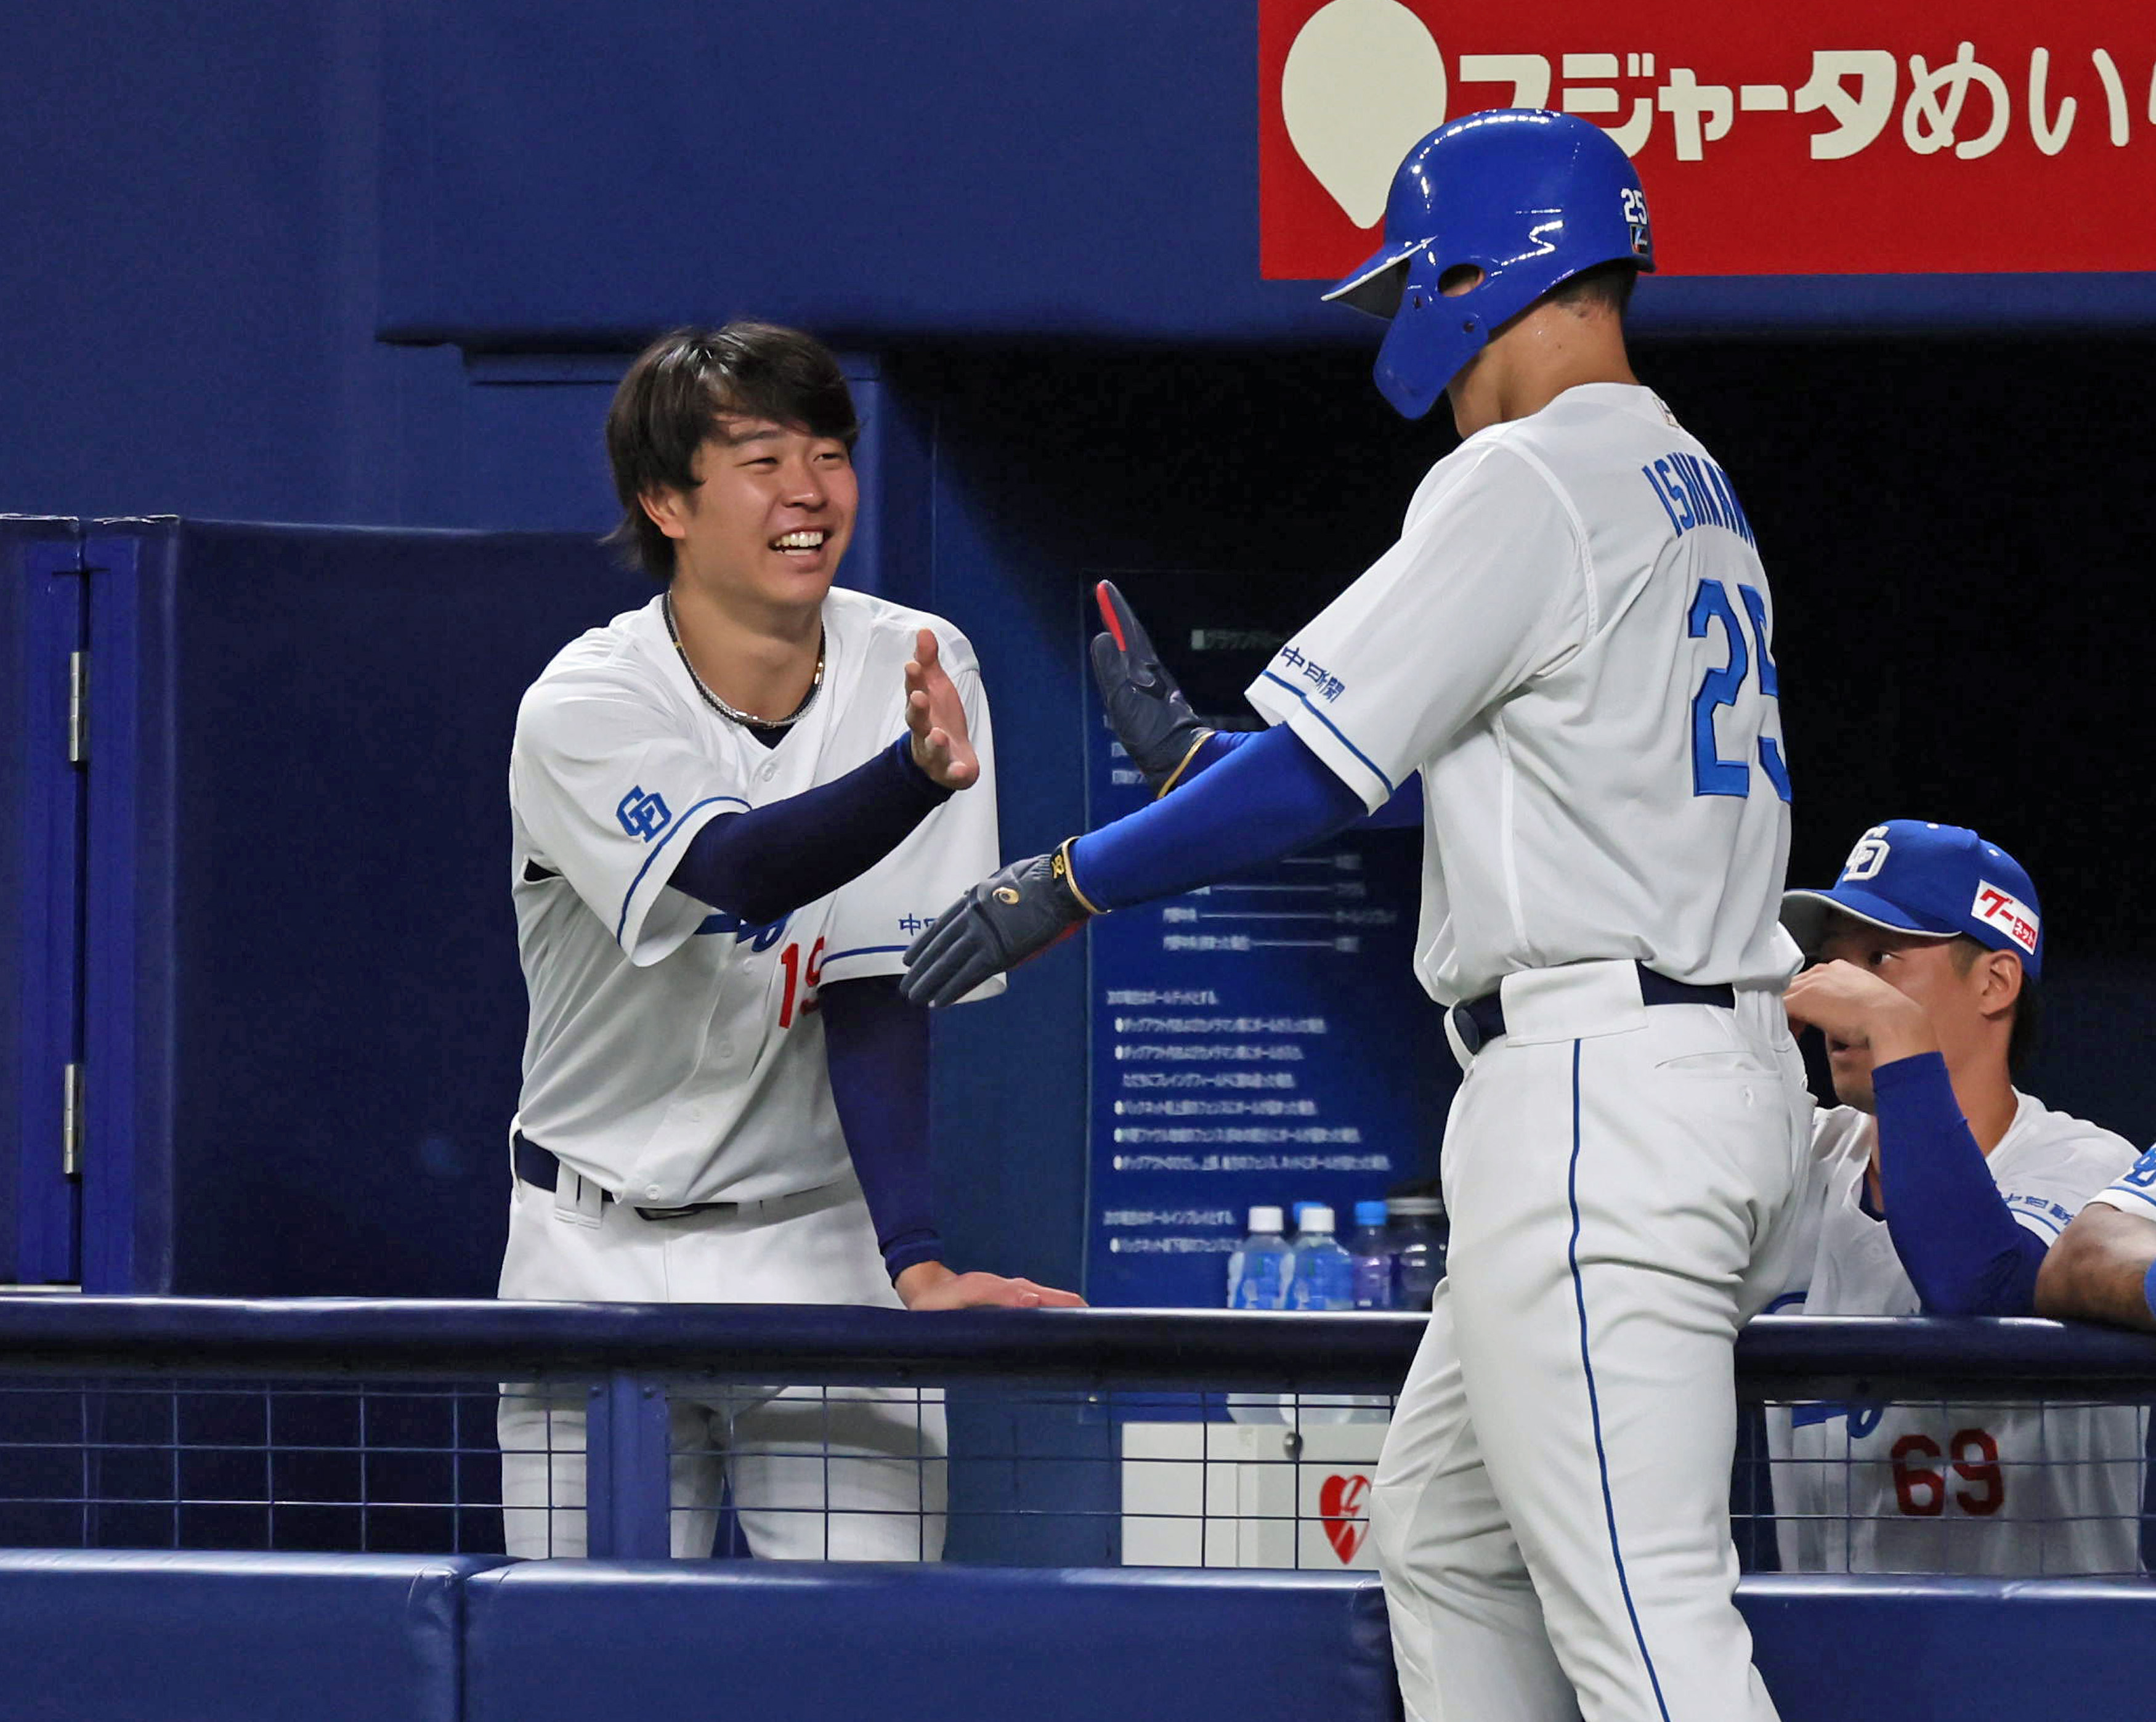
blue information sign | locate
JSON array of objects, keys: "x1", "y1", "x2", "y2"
[{"x1": 1080, "y1": 619, "x2": 1452, "y2": 1308}]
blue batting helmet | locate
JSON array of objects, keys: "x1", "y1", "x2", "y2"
[{"x1": 1324, "y1": 110, "x2": 1656, "y2": 420}]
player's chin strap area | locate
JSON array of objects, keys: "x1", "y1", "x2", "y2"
[{"x1": 1448, "y1": 962, "x2": 1736, "y2": 1060}]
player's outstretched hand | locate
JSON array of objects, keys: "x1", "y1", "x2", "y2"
[
  {"x1": 895, "y1": 1262, "x2": 1087, "y2": 1310},
  {"x1": 1783, "y1": 958, "x2": 1939, "y2": 1066},
  {"x1": 906, "y1": 628, "x2": 978, "y2": 791},
  {"x1": 899, "y1": 845, "x2": 1095, "y2": 1007},
  {"x1": 1090, "y1": 580, "x2": 1213, "y2": 797}
]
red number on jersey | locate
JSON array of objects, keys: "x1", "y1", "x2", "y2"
[
  {"x1": 776, "y1": 937, "x2": 827, "y2": 1029},
  {"x1": 1889, "y1": 1434, "x2": 1946, "y2": 1516},
  {"x1": 1890, "y1": 1429, "x2": 2003, "y2": 1517},
  {"x1": 1950, "y1": 1428, "x2": 2004, "y2": 1516}
]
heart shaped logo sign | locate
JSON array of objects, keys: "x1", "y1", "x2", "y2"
[
  {"x1": 1281, "y1": 0, "x2": 1448, "y2": 229},
  {"x1": 1319, "y1": 1471, "x2": 1372, "y2": 1564}
]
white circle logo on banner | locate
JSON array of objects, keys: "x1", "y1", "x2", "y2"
[{"x1": 1281, "y1": 0, "x2": 1448, "y2": 228}]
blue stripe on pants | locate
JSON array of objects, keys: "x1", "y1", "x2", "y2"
[{"x1": 1566, "y1": 1037, "x2": 1672, "y2": 1722}]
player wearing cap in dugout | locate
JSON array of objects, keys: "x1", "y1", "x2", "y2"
[
  {"x1": 1766, "y1": 821, "x2": 2141, "y2": 1575},
  {"x1": 907, "y1": 111, "x2": 1812, "y2": 1721}
]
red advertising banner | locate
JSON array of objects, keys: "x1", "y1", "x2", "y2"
[{"x1": 1260, "y1": 0, "x2": 2156, "y2": 278}]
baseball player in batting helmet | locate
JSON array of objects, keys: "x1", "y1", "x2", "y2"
[{"x1": 907, "y1": 110, "x2": 1808, "y2": 1719}]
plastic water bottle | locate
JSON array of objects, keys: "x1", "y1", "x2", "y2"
[
  {"x1": 1227, "y1": 1206, "x2": 1292, "y2": 1309},
  {"x1": 1389, "y1": 1195, "x2": 1449, "y2": 1312},
  {"x1": 1347, "y1": 1199, "x2": 1395, "y2": 1310},
  {"x1": 1284, "y1": 1204, "x2": 1355, "y2": 1310}
]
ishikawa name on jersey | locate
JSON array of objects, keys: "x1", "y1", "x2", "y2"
[
  {"x1": 508, "y1": 588, "x2": 1001, "y2": 1208},
  {"x1": 1766, "y1": 1095, "x2": 2143, "y2": 1577},
  {"x1": 1245, "y1": 383, "x2": 1798, "y2": 1007}
]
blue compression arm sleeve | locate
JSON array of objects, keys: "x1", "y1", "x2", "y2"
[
  {"x1": 820, "y1": 976, "x2": 942, "y2": 1281},
  {"x1": 1071, "y1": 723, "x2": 1366, "y2": 911},
  {"x1": 671, "y1": 738, "x2": 950, "y2": 927},
  {"x1": 1873, "y1": 1052, "x2": 2049, "y2": 1315},
  {"x1": 1179, "y1": 728, "x2": 1252, "y2": 781}
]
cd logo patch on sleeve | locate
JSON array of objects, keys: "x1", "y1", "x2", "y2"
[{"x1": 615, "y1": 786, "x2": 673, "y2": 842}]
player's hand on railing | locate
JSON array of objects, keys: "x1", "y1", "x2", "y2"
[
  {"x1": 1783, "y1": 957, "x2": 1940, "y2": 1066},
  {"x1": 1090, "y1": 580, "x2": 1213, "y2": 797},
  {"x1": 906, "y1": 628, "x2": 978, "y2": 790},
  {"x1": 899, "y1": 844, "x2": 1097, "y2": 1007},
  {"x1": 894, "y1": 1262, "x2": 1087, "y2": 1310}
]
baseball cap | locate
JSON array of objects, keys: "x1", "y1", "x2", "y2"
[{"x1": 1780, "y1": 820, "x2": 2043, "y2": 979}]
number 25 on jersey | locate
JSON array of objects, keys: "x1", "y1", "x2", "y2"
[{"x1": 1688, "y1": 580, "x2": 1791, "y2": 803}]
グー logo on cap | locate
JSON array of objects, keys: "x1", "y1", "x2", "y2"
[{"x1": 1972, "y1": 882, "x2": 2040, "y2": 957}]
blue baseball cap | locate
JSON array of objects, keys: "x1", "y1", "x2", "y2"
[{"x1": 1780, "y1": 820, "x2": 2043, "y2": 979}]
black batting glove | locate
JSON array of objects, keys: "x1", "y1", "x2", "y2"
[
  {"x1": 900, "y1": 842, "x2": 1101, "y2": 1007},
  {"x1": 1090, "y1": 580, "x2": 1214, "y2": 797}
]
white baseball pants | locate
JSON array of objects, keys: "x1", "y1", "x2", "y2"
[
  {"x1": 1372, "y1": 962, "x2": 1814, "y2": 1722},
  {"x1": 496, "y1": 1165, "x2": 946, "y2": 1561}
]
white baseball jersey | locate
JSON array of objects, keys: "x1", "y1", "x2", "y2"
[
  {"x1": 1244, "y1": 383, "x2": 1799, "y2": 1005},
  {"x1": 2081, "y1": 1140, "x2": 2156, "y2": 1223},
  {"x1": 1766, "y1": 1095, "x2": 2144, "y2": 1576},
  {"x1": 508, "y1": 587, "x2": 1002, "y2": 1208},
  {"x1": 1300, "y1": 381, "x2": 1815, "y2": 1722}
]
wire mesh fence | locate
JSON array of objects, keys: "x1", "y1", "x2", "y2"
[
  {"x1": 0, "y1": 1378, "x2": 506, "y2": 1555},
  {"x1": 1, "y1": 1302, "x2": 2153, "y2": 1575},
  {"x1": 6, "y1": 1373, "x2": 2150, "y2": 1575},
  {"x1": 1742, "y1": 1395, "x2": 2154, "y2": 1577}
]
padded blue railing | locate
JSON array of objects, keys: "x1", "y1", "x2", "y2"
[
  {"x1": 3, "y1": 1298, "x2": 2154, "y2": 1558},
  {"x1": 2, "y1": 1298, "x2": 2156, "y2": 1392},
  {"x1": 7, "y1": 1298, "x2": 2156, "y2": 1387}
]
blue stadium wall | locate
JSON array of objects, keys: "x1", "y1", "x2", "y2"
[{"x1": 2, "y1": 1, "x2": 2153, "y2": 1299}]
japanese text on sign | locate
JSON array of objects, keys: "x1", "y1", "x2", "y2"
[{"x1": 1260, "y1": 0, "x2": 2156, "y2": 277}]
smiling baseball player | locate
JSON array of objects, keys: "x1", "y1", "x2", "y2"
[
  {"x1": 499, "y1": 322, "x2": 1079, "y2": 1562},
  {"x1": 907, "y1": 112, "x2": 1811, "y2": 1721},
  {"x1": 1768, "y1": 821, "x2": 2142, "y2": 1575}
]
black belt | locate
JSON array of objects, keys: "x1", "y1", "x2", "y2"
[
  {"x1": 1450, "y1": 963, "x2": 1735, "y2": 1056},
  {"x1": 513, "y1": 1132, "x2": 736, "y2": 1222}
]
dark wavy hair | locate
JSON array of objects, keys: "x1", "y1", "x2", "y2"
[{"x1": 604, "y1": 322, "x2": 860, "y2": 579}]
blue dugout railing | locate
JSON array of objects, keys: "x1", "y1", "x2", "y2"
[
  {"x1": 4, "y1": 1298, "x2": 2156, "y2": 1391},
  {"x1": 3, "y1": 1299, "x2": 2155, "y2": 1559}
]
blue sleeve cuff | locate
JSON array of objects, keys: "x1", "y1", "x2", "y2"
[
  {"x1": 2141, "y1": 1257, "x2": 2156, "y2": 1325},
  {"x1": 882, "y1": 1232, "x2": 946, "y2": 1281},
  {"x1": 1184, "y1": 729, "x2": 1250, "y2": 779},
  {"x1": 1868, "y1": 1049, "x2": 1950, "y2": 1103}
]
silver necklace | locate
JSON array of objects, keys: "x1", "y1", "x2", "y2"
[{"x1": 662, "y1": 592, "x2": 825, "y2": 730}]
